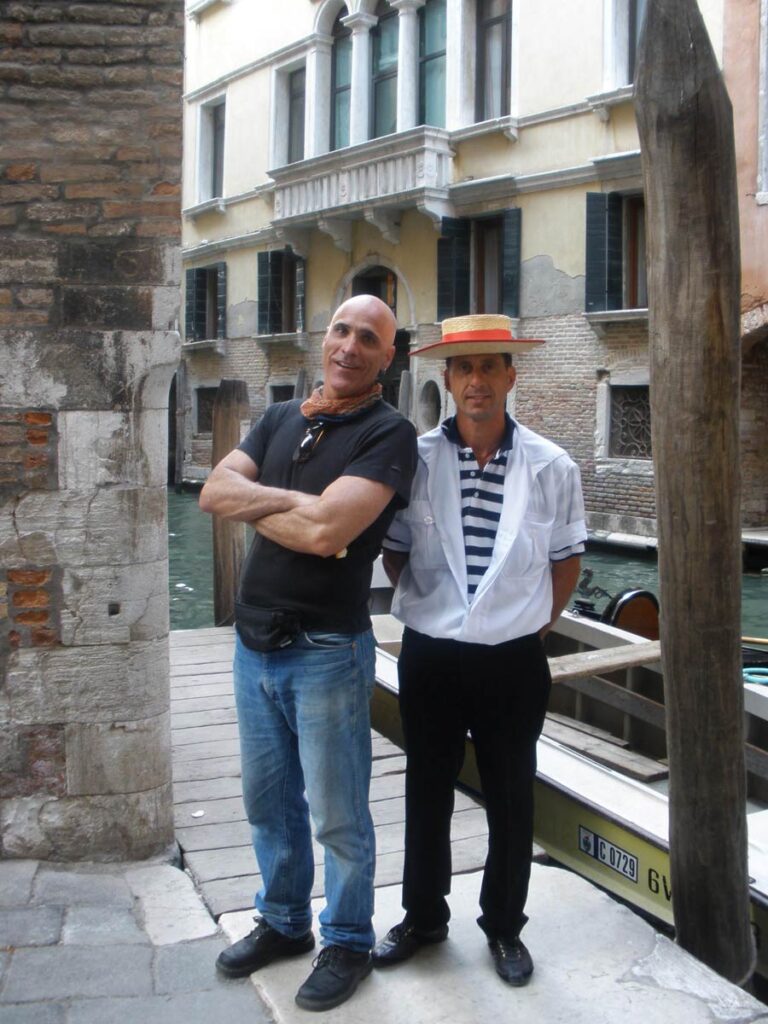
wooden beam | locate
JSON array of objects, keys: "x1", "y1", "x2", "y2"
[
  {"x1": 211, "y1": 380, "x2": 250, "y2": 627},
  {"x1": 635, "y1": 0, "x2": 753, "y2": 984},
  {"x1": 548, "y1": 641, "x2": 661, "y2": 682}
]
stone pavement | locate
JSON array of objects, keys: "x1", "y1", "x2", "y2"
[
  {"x1": 4, "y1": 855, "x2": 768, "y2": 1024},
  {"x1": 0, "y1": 857, "x2": 271, "y2": 1024}
]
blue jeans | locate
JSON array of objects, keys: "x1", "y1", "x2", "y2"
[{"x1": 233, "y1": 628, "x2": 376, "y2": 951}]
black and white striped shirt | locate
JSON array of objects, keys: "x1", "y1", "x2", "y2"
[{"x1": 443, "y1": 416, "x2": 514, "y2": 602}]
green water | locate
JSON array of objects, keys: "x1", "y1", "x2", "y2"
[
  {"x1": 166, "y1": 489, "x2": 768, "y2": 640},
  {"x1": 167, "y1": 489, "x2": 215, "y2": 630}
]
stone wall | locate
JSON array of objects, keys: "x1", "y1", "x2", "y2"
[{"x1": 0, "y1": 1, "x2": 184, "y2": 860}]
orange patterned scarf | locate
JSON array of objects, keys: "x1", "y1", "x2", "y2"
[{"x1": 300, "y1": 382, "x2": 383, "y2": 421}]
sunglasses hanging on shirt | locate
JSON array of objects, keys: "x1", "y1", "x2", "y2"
[{"x1": 293, "y1": 422, "x2": 326, "y2": 464}]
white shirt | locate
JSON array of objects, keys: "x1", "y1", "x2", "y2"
[{"x1": 384, "y1": 418, "x2": 587, "y2": 646}]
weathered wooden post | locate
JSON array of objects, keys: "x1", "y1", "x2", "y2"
[
  {"x1": 211, "y1": 380, "x2": 250, "y2": 627},
  {"x1": 398, "y1": 369, "x2": 412, "y2": 417},
  {"x1": 174, "y1": 358, "x2": 187, "y2": 493},
  {"x1": 635, "y1": 0, "x2": 754, "y2": 983}
]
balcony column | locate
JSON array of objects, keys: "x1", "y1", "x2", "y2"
[
  {"x1": 343, "y1": 11, "x2": 377, "y2": 146},
  {"x1": 391, "y1": 0, "x2": 425, "y2": 132},
  {"x1": 306, "y1": 33, "x2": 333, "y2": 158}
]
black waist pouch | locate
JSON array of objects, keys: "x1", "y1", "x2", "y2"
[{"x1": 235, "y1": 601, "x2": 301, "y2": 652}]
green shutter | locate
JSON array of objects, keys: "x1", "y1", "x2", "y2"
[
  {"x1": 585, "y1": 193, "x2": 607, "y2": 312},
  {"x1": 294, "y1": 257, "x2": 306, "y2": 333},
  {"x1": 258, "y1": 251, "x2": 286, "y2": 334},
  {"x1": 585, "y1": 192, "x2": 624, "y2": 312},
  {"x1": 437, "y1": 217, "x2": 470, "y2": 320},
  {"x1": 184, "y1": 268, "x2": 197, "y2": 340},
  {"x1": 606, "y1": 192, "x2": 623, "y2": 310},
  {"x1": 501, "y1": 207, "x2": 521, "y2": 319},
  {"x1": 215, "y1": 262, "x2": 227, "y2": 339}
]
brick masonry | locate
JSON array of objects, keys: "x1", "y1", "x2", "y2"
[
  {"x1": 0, "y1": 406, "x2": 58, "y2": 498},
  {"x1": 0, "y1": 1, "x2": 183, "y2": 860}
]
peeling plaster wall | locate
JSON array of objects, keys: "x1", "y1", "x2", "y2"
[{"x1": 0, "y1": 1, "x2": 184, "y2": 861}]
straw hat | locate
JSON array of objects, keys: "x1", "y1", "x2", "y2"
[{"x1": 409, "y1": 314, "x2": 544, "y2": 360}]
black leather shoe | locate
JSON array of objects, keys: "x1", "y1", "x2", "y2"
[
  {"x1": 489, "y1": 937, "x2": 534, "y2": 986},
  {"x1": 216, "y1": 916, "x2": 315, "y2": 978},
  {"x1": 372, "y1": 920, "x2": 449, "y2": 966},
  {"x1": 295, "y1": 945, "x2": 373, "y2": 1011}
]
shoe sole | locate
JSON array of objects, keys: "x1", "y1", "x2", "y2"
[
  {"x1": 496, "y1": 969, "x2": 533, "y2": 987},
  {"x1": 294, "y1": 959, "x2": 373, "y2": 1012},
  {"x1": 216, "y1": 936, "x2": 315, "y2": 978},
  {"x1": 372, "y1": 933, "x2": 448, "y2": 967}
]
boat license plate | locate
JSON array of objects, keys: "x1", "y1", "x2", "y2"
[{"x1": 579, "y1": 826, "x2": 638, "y2": 883}]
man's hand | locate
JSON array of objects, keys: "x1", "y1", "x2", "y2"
[
  {"x1": 382, "y1": 548, "x2": 409, "y2": 587},
  {"x1": 540, "y1": 555, "x2": 581, "y2": 637}
]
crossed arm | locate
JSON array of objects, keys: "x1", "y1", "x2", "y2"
[{"x1": 199, "y1": 448, "x2": 396, "y2": 558}]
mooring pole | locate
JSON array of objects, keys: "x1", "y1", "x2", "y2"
[
  {"x1": 211, "y1": 379, "x2": 251, "y2": 627},
  {"x1": 634, "y1": 0, "x2": 753, "y2": 984}
]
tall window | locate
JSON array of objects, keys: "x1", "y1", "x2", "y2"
[
  {"x1": 257, "y1": 250, "x2": 306, "y2": 335},
  {"x1": 199, "y1": 98, "x2": 225, "y2": 201},
  {"x1": 437, "y1": 210, "x2": 521, "y2": 320},
  {"x1": 585, "y1": 192, "x2": 647, "y2": 312},
  {"x1": 211, "y1": 101, "x2": 225, "y2": 198},
  {"x1": 474, "y1": 218, "x2": 502, "y2": 312},
  {"x1": 371, "y1": 1, "x2": 398, "y2": 139},
  {"x1": 627, "y1": 0, "x2": 647, "y2": 82},
  {"x1": 476, "y1": 0, "x2": 511, "y2": 122},
  {"x1": 419, "y1": 0, "x2": 446, "y2": 127},
  {"x1": 624, "y1": 196, "x2": 647, "y2": 309},
  {"x1": 288, "y1": 67, "x2": 306, "y2": 164},
  {"x1": 185, "y1": 264, "x2": 226, "y2": 341},
  {"x1": 331, "y1": 10, "x2": 351, "y2": 151}
]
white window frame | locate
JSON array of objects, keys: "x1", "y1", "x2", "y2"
[
  {"x1": 595, "y1": 369, "x2": 654, "y2": 476},
  {"x1": 270, "y1": 56, "x2": 309, "y2": 169},
  {"x1": 197, "y1": 93, "x2": 226, "y2": 203}
]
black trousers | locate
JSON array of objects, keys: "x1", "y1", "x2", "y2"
[{"x1": 398, "y1": 626, "x2": 551, "y2": 941}]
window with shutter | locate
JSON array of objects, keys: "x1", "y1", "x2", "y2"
[
  {"x1": 185, "y1": 264, "x2": 227, "y2": 341},
  {"x1": 436, "y1": 211, "x2": 520, "y2": 320},
  {"x1": 585, "y1": 192, "x2": 645, "y2": 312},
  {"x1": 257, "y1": 250, "x2": 306, "y2": 335},
  {"x1": 437, "y1": 218, "x2": 471, "y2": 320}
]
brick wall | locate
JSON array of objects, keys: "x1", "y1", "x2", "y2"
[{"x1": 0, "y1": 0, "x2": 183, "y2": 860}]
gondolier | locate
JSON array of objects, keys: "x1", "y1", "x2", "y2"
[{"x1": 374, "y1": 314, "x2": 587, "y2": 986}]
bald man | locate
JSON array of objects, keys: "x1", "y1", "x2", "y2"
[{"x1": 200, "y1": 295, "x2": 417, "y2": 1012}]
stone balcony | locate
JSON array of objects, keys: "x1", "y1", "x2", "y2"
[{"x1": 267, "y1": 126, "x2": 455, "y2": 252}]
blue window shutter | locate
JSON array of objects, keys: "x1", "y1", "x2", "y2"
[{"x1": 501, "y1": 207, "x2": 521, "y2": 319}]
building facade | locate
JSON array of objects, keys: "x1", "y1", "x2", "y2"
[{"x1": 181, "y1": 0, "x2": 767, "y2": 539}]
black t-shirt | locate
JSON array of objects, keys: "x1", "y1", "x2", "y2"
[{"x1": 237, "y1": 399, "x2": 418, "y2": 632}]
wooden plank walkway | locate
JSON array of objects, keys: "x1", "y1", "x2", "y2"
[{"x1": 170, "y1": 627, "x2": 488, "y2": 920}]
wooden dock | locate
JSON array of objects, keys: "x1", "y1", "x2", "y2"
[{"x1": 170, "y1": 626, "x2": 488, "y2": 919}]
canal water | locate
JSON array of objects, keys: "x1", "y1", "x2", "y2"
[{"x1": 167, "y1": 489, "x2": 767, "y2": 640}]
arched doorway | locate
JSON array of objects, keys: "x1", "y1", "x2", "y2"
[{"x1": 351, "y1": 265, "x2": 410, "y2": 409}]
